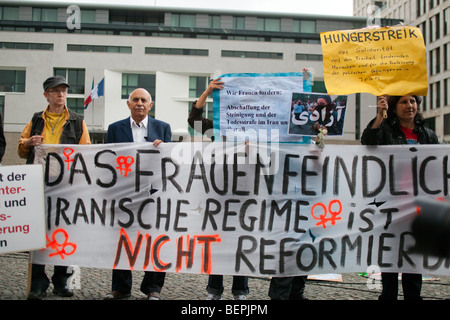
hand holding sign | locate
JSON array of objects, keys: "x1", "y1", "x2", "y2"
[{"x1": 378, "y1": 95, "x2": 388, "y2": 119}]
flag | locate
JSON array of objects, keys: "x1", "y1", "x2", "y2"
[
  {"x1": 83, "y1": 78, "x2": 94, "y2": 109},
  {"x1": 84, "y1": 77, "x2": 105, "y2": 109}
]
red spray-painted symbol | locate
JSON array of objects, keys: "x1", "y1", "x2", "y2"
[
  {"x1": 63, "y1": 148, "x2": 74, "y2": 170},
  {"x1": 311, "y1": 199, "x2": 342, "y2": 229},
  {"x1": 43, "y1": 228, "x2": 77, "y2": 260},
  {"x1": 116, "y1": 156, "x2": 135, "y2": 177}
]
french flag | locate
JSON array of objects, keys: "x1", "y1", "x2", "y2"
[{"x1": 84, "y1": 78, "x2": 104, "y2": 109}]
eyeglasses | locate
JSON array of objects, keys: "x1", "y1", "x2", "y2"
[{"x1": 47, "y1": 88, "x2": 68, "y2": 94}]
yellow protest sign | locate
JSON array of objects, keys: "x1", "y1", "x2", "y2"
[{"x1": 320, "y1": 26, "x2": 428, "y2": 96}]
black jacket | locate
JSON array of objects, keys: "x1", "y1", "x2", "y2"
[
  {"x1": 26, "y1": 109, "x2": 84, "y2": 164},
  {"x1": 361, "y1": 116, "x2": 439, "y2": 145}
]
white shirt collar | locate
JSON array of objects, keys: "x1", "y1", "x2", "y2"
[{"x1": 130, "y1": 116, "x2": 148, "y2": 128}]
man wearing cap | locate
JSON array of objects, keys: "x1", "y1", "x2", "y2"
[{"x1": 18, "y1": 75, "x2": 91, "y2": 299}]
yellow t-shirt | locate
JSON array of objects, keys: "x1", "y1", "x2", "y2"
[{"x1": 43, "y1": 112, "x2": 65, "y2": 144}]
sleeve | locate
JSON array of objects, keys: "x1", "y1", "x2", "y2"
[
  {"x1": 78, "y1": 120, "x2": 91, "y2": 145},
  {"x1": 105, "y1": 125, "x2": 114, "y2": 144},
  {"x1": 17, "y1": 121, "x2": 33, "y2": 159},
  {"x1": 188, "y1": 101, "x2": 213, "y2": 134},
  {"x1": 361, "y1": 118, "x2": 385, "y2": 145},
  {"x1": 164, "y1": 122, "x2": 172, "y2": 143}
]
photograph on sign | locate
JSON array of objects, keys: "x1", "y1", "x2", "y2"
[{"x1": 288, "y1": 92, "x2": 347, "y2": 136}]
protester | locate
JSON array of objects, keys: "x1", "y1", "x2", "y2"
[
  {"x1": 188, "y1": 78, "x2": 249, "y2": 300},
  {"x1": 361, "y1": 94, "x2": 438, "y2": 300},
  {"x1": 17, "y1": 75, "x2": 91, "y2": 300},
  {"x1": 187, "y1": 78, "x2": 222, "y2": 141},
  {"x1": 104, "y1": 88, "x2": 171, "y2": 300}
]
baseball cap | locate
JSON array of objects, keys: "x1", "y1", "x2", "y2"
[{"x1": 43, "y1": 75, "x2": 70, "y2": 91}]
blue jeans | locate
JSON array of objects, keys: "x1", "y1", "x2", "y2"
[{"x1": 206, "y1": 275, "x2": 249, "y2": 295}]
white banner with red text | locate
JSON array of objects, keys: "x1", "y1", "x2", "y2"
[{"x1": 30, "y1": 142, "x2": 450, "y2": 277}]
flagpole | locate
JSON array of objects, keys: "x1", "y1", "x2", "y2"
[{"x1": 92, "y1": 98, "x2": 95, "y2": 131}]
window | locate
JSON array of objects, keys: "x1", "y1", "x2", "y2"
[
  {"x1": 209, "y1": 15, "x2": 221, "y2": 29},
  {"x1": 429, "y1": 50, "x2": 434, "y2": 75},
  {"x1": 67, "y1": 98, "x2": 85, "y2": 115},
  {"x1": 0, "y1": 42, "x2": 53, "y2": 50},
  {"x1": 1, "y1": 6, "x2": 19, "y2": 20},
  {"x1": 421, "y1": 21, "x2": 427, "y2": 44},
  {"x1": 0, "y1": 70, "x2": 25, "y2": 92},
  {"x1": 436, "y1": 47, "x2": 440, "y2": 74},
  {"x1": 233, "y1": 16, "x2": 245, "y2": 30},
  {"x1": 81, "y1": 10, "x2": 97, "y2": 24},
  {"x1": 429, "y1": 83, "x2": 434, "y2": 110},
  {"x1": 301, "y1": 20, "x2": 316, "y2": 33},
  {"x1": 32, "y1": 8, "x2": 58, "y2": 22},
  {"x1": 172, "y1": 14, "x2": 196, "y2": 27},
  {"x1": 222, "y1": 50, "x2": 283, "y2": 59},
  {"x1": 435, "y1": 13, "x2": 440, "y2": 40},
  {"x1": 0, "y1": 96, "x2": 4, "y2": 122},
  {"x1": 445, "y1": 44, "x2": 448, "y2": 71},
  {"x1": 54, "y1": 68, "x2": 85, "y2": 95},
  {"x1": 122, "y1": 73, "x2": 156, "y2": 117},
  {"x1": 436, "y1": 81, "x2": 441, "y2": 109},
  {"x1": 445, "y1": 78, "x2": 449, "y2": 107},
  {"x1": 67, "y1": 44, "x2": 132, "y2": 53},
  {"x1": 109, "y1": 10, "x2": 164, "y2": 25},
  {"x1": 293, "y1": 20, "x2": 316, "y2": 33},
  {"x1": 296, "y1": 53, "x2": 322, "y2": 61},
  {"x1": 444, "y1": 8, "x2": 449, "y2": 36},
  {"x1": 257, "y1": 18, "x2": 281, "y2": 32},
  {"x1": 444, "y1": 113, "x2": 450, "y2": 135},
  {"x1": 145, "y1": 47, "x2": 208, "y2": 56},
  {"x1": 429, "y1": 16, "x2": 434, "y2": 42},
  {"x1": 189, "y1": 76, "x2": 208, "y2": 98}
]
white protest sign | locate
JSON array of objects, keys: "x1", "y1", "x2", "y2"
[
  {"x1": 212, "y1": 73, "x2": 309, "y2": 143},
  {"x1": 30, "y1": 143, "x2": 450, "y2": 277},
  {"x1": 0, "y1": 165, "x2": 46, "y2": 254}
]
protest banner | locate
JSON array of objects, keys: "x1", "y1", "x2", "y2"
[
  {"x1": 30, "y1": 142, "x2": 450, "y2": 277},
  {"x1": 0, "y1": 164, "x2": 46, "y2": 254},
  {"x1": 320, "y1": 26, "x2": 428, "y2": 96}
]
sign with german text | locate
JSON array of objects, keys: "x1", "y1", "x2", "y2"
[
  {"x1": 320, "y1": 26, "x2": 428, "y2": 96},
  {"x1": 212, "y1": 73, "x2": 312, "y2": 143},
  {"x1": 30, "y1": 143, "x2": 450, "y2": 277},
  {"x1": 0, "y1": 165, "x2": 46, "y2": 254}
]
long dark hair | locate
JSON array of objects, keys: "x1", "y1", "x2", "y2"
[{"x1": 386, "y1": 95, "x2": 424, "y2": 123}]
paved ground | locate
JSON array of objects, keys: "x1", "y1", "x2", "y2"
[
  {"x1": 0, "y1": 252, "x2": 449, "y2": 301},
  {"x1": 1, "y1": 136, "x2": 449, "y2": 318}
]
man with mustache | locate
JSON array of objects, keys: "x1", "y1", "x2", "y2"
[{"x1": 104, "y1": 88, "x2": 171, "y2": 300}]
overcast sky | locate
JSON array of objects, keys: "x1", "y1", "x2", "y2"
[{"x1": 21, "y1": 0, "x2": 355, "y2": 16}]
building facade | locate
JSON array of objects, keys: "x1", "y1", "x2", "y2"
[
  {"x1": 354, "y1": 0, "x2": 450, "y2": 142},
  {"x1": 1, "y1": 1, "x2": 402, "y2": 144}
]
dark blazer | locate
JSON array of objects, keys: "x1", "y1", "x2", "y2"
[{"x1": 106, "y1": 116, "x2": 172, "y2": 143}]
